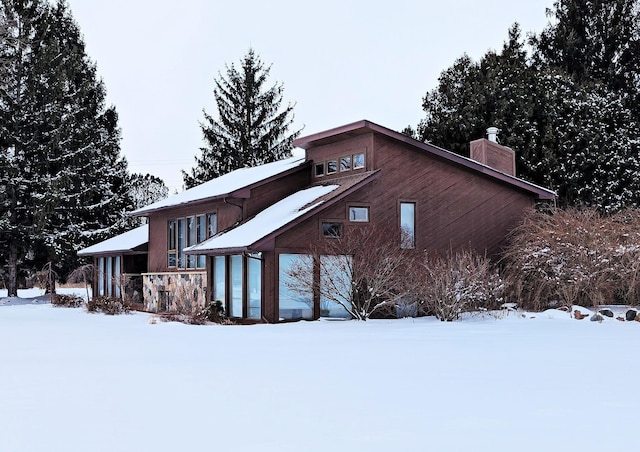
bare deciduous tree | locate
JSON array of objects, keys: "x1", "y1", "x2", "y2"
[{"x1": 286, "y1": 223, "x2": 419, "y2": 320}]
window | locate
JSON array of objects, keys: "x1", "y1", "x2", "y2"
[
  {"x1": 97, "y1": 257, "x2": 105, "y2": 296},
  {"x1": 247, "y1": 254, "x2": 261, "y2": 319},
  {"x1": 278, "y1": 254, "x2": 313, "y2": 320},
  {"x1": 327, "y1": 160, "x2": 337, "y2": 174},
  {"x1": 187, "y1": 216, "x2": 196, "y2": 269},
  {"x1": 400, "y1": 202, "x2": 416, "y2": 249},
  {"x1": 348, "y1": 206, "x2": 369, "y2": 222},
  {"x1": 177, "y1": 218, "x2": 186, "y2": 267},
  {"x1": 168, "y1": 213, "x2": 216, "y2": 269},
  {"x1": 340, "y1": 156, "x2": 351, "y2": 171},
  {"x1": 212, "y1": 254, "x2": 263, "y2": 319},
  {"x1": 197, "y1": 215, "x2": 207, "y2": 268},
  {"x1": 208, "y1": 213, "x2": 217, "y2": 237},
  {"x1": 213, "y1": 256, "x2": 226, "y2": 305},
  {"x1": 114, "y1": 256, "x2": 121, "y2": 298},
  {"x1": 315, "y1": 162, "x2": 325, "y2": 177},
  {"x1": 322, "y1": 222, "x2": 343, "y2": 238},
  {"x1": 229, "y1": 255, "x2": 243, "y2": 317},
  {"x1": 353, "y1": 152, "x2": 365, "y2": 169},
  {"x1": 168, "y1": 220, "x2": 177, "y2": 267}
]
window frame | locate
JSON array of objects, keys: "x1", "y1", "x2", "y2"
[
  {"x1": 167, "y1": 212, "x2": 217, "y2": 269},
  {"x1": 353, "y1": 152, "x2": 365, "y2": 169},
  {"x1": 326, "y1": 160, "x2": 337, "y2": 174},
  {"x1": 399, "y1": 201, "x2": 417, "y2": 249},
  {"x1": 347, "y1": 205, "x2": 370, "y2": 223},
  {"x1": 315, "y1": 162, "x2": 325, "y2": 177},
  {"x1": 321, "y1": 221, "x2": 343, "y2": 238}
]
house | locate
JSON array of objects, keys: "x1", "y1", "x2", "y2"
[{"x1": 78, "y1": 120, "x2": 556, "y2": 322}]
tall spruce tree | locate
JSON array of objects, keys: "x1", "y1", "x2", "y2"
[
  {"x1": 0, "y1": 0, "x2": 132, "y2": 294},
  {"x1": 183, "y1": 48, "x2": 301, "y2": 188}
]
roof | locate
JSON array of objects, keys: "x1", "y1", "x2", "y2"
[
  {"x1": 185, "y1": 170, "x2": 380, "y2": 255},
  {"x1": 184, "y1": 185, "x2": 339, "y2": 254},
  {"x1": 294, "y1": 120, "x2": 556, "y2": 200},
  {"x1": 77, "y1": 224, "x2": 148, "y2": 256},
  {"x1": 132, "y1": 156, "x2": 307, "y2": 215}
]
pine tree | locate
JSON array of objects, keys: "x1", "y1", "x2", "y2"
[
  {"x1": 183, "y1": 48, "x2": 301, "y2": 188},
  {"x1": 0, "y1": 0, "x2": 133, "y2": 294}
]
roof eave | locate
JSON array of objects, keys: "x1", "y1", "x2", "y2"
[{"x1": 295, "y1": 120, "x2": 556, "y2": 200}]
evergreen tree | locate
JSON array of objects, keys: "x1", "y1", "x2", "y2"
[
  {"x1": 128, "y1": 173, "x2": 169, "y2": 213},
  {"x1": 183, "y1": 48, "x2": 301, "y2": 188},
  {"x1": 416, "y1": 2, "x2": 640, "y2": 212},
  {"x1": 0, "y1": 0, "x2": 132, "y2": 294},
  {"x1": 536, "y1": 0, "x2": 640, "y2": 109}
]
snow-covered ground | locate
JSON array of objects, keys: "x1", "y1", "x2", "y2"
[{"x1": 1, "y1": 296, "x2": 637, "y2": 451}]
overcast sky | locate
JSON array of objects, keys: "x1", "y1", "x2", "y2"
[{"x1": 65, "y1": 0, "x2": 554, "y2": 192}]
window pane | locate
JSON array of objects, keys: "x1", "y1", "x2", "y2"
[
  {"x1": 177, "y1": 218, "x2": 186, "y2": 268},
  {"x1": 327, "y1": 160, "x2": 337, "y2": 174},
  {"x1": 168, "y1": 252, "x2": 176, "y2": 267},
  {"x1": 320, "y1": 255, "x2": 351, "y2": 318},
  {"x1": 97, "y1": 258, "x2": 105, "y2": 296},
  {"x1": 229, "y1": 255, "x2": 243, "y2": 317},
  {"x1": 106, "y1": 256, "x2": 113, "y2": 297},
  {"x1": 197, "y1": 215, "x2": 206, "y2": 242},
  {"x1": 114, "y1": 256, "x2": 121, "y2": 298},
  {"x1": 400, "y1": 202, "x2": 416, "y2": 249},
  {"x1": 349, "y1": 206, "x2": 369, "y2": 222},
  {"x1": 247, "y1": 255, "x2": 261, "y2": 319},
  {"x1": 322, "y1": 222, "x2": 342, "y2": 238},
  {"x1": 187, "y1": 217, "x2": 196, "y2": 268},
  {"x1": 315, "y1": 162, "x2": 325, "y2": 176},
  {"x1": 279, "y1": 254, "x2": 313, "y2": 320},
  {"x1": 340, "y1": 156, "x2": 351, "y2": 171},
  {"x1": 168, "y1": 220, "x2": 176, "y2": 250},
  {"x1": 214, "y1": 256, "x2": 226, "y2": 309},
  {"x1": 208, "y1": 213, "x2": 217, "y2": 237},
  {"x1": 353, "y1": 153, "x2": 365, "y2": 168}
]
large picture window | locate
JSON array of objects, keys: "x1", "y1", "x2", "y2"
[
  {"x1": 167, "y1": 213, "x2": 217, "y2": 269},
  {"x1": 278, "y1": 254, "x2": 313, "y2": 320}
]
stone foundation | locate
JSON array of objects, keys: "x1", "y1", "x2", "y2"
[{"x1": 142, "y1": 272, "x2": 207, "y2": 313}]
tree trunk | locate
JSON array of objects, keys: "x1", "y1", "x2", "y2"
[{"x1": 7, "y1": 241, "x2": 18, "y2": 297}]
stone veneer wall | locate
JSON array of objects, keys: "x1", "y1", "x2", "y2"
[{"x1": 143, "y1": 272, "x2": 207, "y2": 313}]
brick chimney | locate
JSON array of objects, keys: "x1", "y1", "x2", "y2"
[{"x1": 469, "y1": 127, "x2": 516, "y2": 176}]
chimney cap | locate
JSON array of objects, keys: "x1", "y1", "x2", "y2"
[{"x1": 486, "y1": 127, "x2": 500, "y2": 143}]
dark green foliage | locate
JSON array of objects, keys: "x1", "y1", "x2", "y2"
[
  {"x1": 183, "y1": 48, "x2": 301, "y2": 188},
  {"x1": 0, "y1": 0, "x2": 133, "y2": 294},
  {"x1": 417, "y1": 1, "x2": 640, "y2": 212}
]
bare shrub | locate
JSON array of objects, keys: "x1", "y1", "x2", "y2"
[
  {"x1": 159, "y1": 277, "x2": 226, "y2": 325},
  {"x1": 67, "y1": 264, "x2": 94, "y2": 302},
  {"x1": 286, "y1": 223, "x2": 419, "y2": 320},
  {"x1": 87, "y1": 296, "x2": 131, "y2": 315},
  {"x1": 502, "y1": 207, "x2": 640, "y2": 311},
  {"x1": 51, "y1": 293, "x2": 84, "y2": 308},
  {"x1": 414, "y1": 250, "x2": 504, "y2": 321}
]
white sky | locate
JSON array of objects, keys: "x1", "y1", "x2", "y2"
[{"x1": 65, "y1": 0, "x2": 554, "y2": 192}]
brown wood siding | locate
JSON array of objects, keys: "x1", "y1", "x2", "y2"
[
  {"x1": 276, "y1": 134, "x2": 535, "y2": 259},
  {"x1": 146, "y1": 200, "x2": 242, "y2": 273},
  {"x1": 245, "y1": 168, "x2": 310, "y2": 218},
  {"x1": 307, "y1": 133, "x2": 374, "y2": 180}
]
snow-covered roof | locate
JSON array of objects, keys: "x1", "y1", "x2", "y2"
[
  {"x1": 132, "y1": 156, "x2": 307, "y2": 215},
  {"x1": 185, "y1": 185, "x2": 339, "y2": 253},
  {"x1": 77, "y1": 224, "x2": 148, "y2": 256}
]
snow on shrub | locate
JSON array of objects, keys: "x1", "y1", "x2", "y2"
[
  {"x1": 414, "y1": 250, "x2": 504, "y2": 321},
  {"x1": 502, "y1": 208, "x2": 640, "y2": 311}
]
